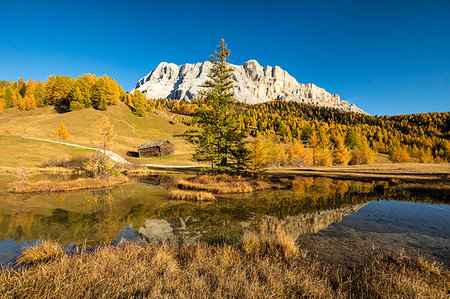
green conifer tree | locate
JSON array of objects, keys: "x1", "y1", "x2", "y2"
[
  {"x1": 183, "y1": 39, "x2": 247, "y2": 172},
  {"x1": 345, "y1": 128, "x2": 360, "y2": 149}
]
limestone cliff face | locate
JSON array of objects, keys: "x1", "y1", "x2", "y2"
[
  {"x1": 132, "y1": 203, "x2": 367, "y2": 244},
  {"x1": 262, "y1": 203, "x2": 368, "y2": 240},
  {"x1": 135, "y1": 59, "x2": 367, "y2": 114}
]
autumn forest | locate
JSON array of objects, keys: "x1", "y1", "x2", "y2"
[{"x1": 0, "y1": 74, "x2": 449, "y2": 169}]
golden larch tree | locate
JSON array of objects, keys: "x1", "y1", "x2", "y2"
[
  {"x1": 248, "y1": 135, "x2": 270, "y2": 173},
  {"x1": 55, "y1": 123, "x2": 70, "y2": 141},
  {"x1": 333, "y1": 136, "x2": 351, "y2": 165}
]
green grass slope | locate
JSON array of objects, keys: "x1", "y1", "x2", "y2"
[{"x1": 0, "y1": 103, "x2": 198, "y2": 167}]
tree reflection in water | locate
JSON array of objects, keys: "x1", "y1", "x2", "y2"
[{"x1": 0, "y1": 176, "x2": 447, "y2": 258}]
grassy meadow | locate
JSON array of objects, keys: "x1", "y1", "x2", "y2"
[
  {"x1": 0, "y1": 103, "x2": 197, "y2": 168},
  {"x1": 1, "y1": 104, "x2": 447, "y2": 176}
]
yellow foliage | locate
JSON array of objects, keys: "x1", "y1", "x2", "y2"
[
  {"x1": 248, "y1": 135, "x2": 270, "y2": 172},
  {"x1": 0, "y1": 96, "x2": 4, "y2": 114},
  {"x1": 273, "y1": 143, "x2": 287, "y2": 165},
  {"x1": 419, "y1": 148, "x2": 433, "y2": 163},
  {"x1": 55, "y1": 122, "x2": 70, "y2": 141},
  {"x1": 170, "y1": 116, "x2": 179, "y2": 125},
  {"x1": 300, "y1": 148, "x2": 314, "y2": 166},
  {"x1": 333, "y1": 139, "x2": 351, "y2": 165},
  {"x1": 389, "y1": 147, "x2": 410, "y2": 163},
  {"x1": 287, "y1": 141, "x2": 304, "y2": 163},
  {"x1": 350, "y1": 142, "x2": 374, "y2": 165},
  {"x1": 96, "y1": 116, "x2": 115, "y2": 151},
  {"x1": 314, "y1": 147, "x2": 333, "y2": 166}
]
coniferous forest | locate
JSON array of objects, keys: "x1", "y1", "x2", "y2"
[{"x1": 0, "y1": 75, "x2": 449, "y2": 167}]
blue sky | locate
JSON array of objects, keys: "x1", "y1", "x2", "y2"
[{"x1": 1, "y1": 0, "x2": 449, "y2": 115}]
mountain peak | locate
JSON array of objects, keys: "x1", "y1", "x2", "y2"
[
  {"x1": 134, "y1": 61, "x2": 367, "y2": 114},
  {"x1": 244, "y1": 59, "x2": 261, "y2": 67}
]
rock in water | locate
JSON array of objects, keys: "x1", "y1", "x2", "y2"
[{"x1": 134, "y1": 59, "x2": 367, "y2": 114}]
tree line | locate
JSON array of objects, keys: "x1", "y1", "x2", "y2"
[
  {"x1": 151, "y1": 97, "x2": 449, "y2": 165},
  {"x1": 0, "y1": 75, "x2": 147, "y2": 116},
  {"x1": 1, "y1": 43, "x2": 448, "y2": 168}
]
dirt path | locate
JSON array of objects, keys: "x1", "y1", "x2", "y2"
[
  {"x1": 20, "y1": 136, "x2": 202, "y2": 169},
  {"x1": 6, "y1": 135, "x2": 450, "y2": 181}
]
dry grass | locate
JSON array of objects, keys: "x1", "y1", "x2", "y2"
[
  {"x1": 0, "y1": 104, "x2": 197, "y2": 168},
  {"x1": 242, "y1": 227, "x2": 300, "y2": 260},
  {"x1": 177, "y1": 174, "x2": 278, "y2": 194},
  {"x1": 8, "y1": 176, "x2": 128, "y2": 193},
  {"x1": 40, "y1": 156, "x2": 90, "y2": 169},
  {"x1": 351, "y1": 252, "x2": 449, "y2": 298},
  {"x1": 1, "y1": 241, "x2": 448, "y2": 298},
  {"x1": 168, "y1": 189, "x2": 216, "y2": 201},
  {"x1": 417, "y1": 254, "x2": 442, "y2": 276},
  {"x1": 268, "y1": 163, "x2": 450, "y2": 184},
  {"x1": 15, "y1": 240, "x2": 64, "y2": 265},
  {"x1": 0, "y1": 166, "x2": 74, "y2": 174}
]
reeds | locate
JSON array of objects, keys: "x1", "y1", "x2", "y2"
[
  {"x1": 242, "y1": 228, "x2": 300, "y2": 260},
  {"x1": 177, "y1": 174, "x2": 277, "y2": 194},
  {"x1": 1, "y1": 241, "x2": 448, "y2": 298},
  {"x1": 168, "y1": 189, "x2": 216, "y2": 201},
  {"x1": 8, "y1": 176, "x2": 128, "y2": 193}
]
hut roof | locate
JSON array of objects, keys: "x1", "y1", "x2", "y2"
[{"x1": 138, "y1": 140, "x2": 172, "y2": 150}]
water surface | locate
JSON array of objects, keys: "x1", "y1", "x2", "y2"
[{"x1": 0, "y1": 174, "x2": 448, "y2": 266}]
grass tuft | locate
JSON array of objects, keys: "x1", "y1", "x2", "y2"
[
  {"x1": 417, "y1": 254, "x2": 442, "y2": 276},
  {"x1": 242, "y1": 224, "x2": 299, "y2": 260},
  {"x1": 168, "y1": 189, "x2": 216, "y2": 201},
  {"x1": 15, "y1": 240, "x2": 64, "y2": 265},
  {"x1": 177, "y1": 174, "x2": 279, "y2": 194}
]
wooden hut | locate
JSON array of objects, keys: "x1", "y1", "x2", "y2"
[{"x1": 138, "y1": 140, "x2": 175, "y2": 158}]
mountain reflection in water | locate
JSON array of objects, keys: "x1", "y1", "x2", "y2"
[{"x1": 0, "y1": 175, "x2": 448, "y2": 265}]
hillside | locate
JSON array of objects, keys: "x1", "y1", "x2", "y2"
[
  {"x1": 1, "y1": 99, "x2": 448, "y2": 169},
  {"x1": 0, "y1": 73, "x2": 448, "y2": 169},
  {"x1": 0, "y1": 103, "x2": 197, "y2": 167}
]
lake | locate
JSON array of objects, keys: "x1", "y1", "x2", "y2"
[{"x1": 0, "y1": 174, "x2": 448, "y2": 267}]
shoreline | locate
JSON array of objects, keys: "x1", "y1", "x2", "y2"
[
  {"x1": 267, "y1": 163, "x2": 450, "y2": 184},
  {"x1": 8, "y1": 176, "x2": 128, "y2": 193},
  {"x1": 2, "y1": 163, "x2": 448, "y2": 181},
  {"x1": 1, "y1": 136, "x2": 448, "y2": 184},
  {"x1": 1, "y1": 163, "x2": 448, "y2": 195}
]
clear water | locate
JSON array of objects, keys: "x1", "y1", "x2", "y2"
[{"x1": 0, "y1": 174, "x2": 448, "y2": 266}]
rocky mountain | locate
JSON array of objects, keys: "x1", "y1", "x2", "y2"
[
  {"x1": 129, "y1": 203, "x2": 367, "y2": 245},
  {"x1": 134, "y1": 59, "x2": 367, "y2": 114},
  {"x1": 262, "y1": 203, "x2": 368, "y2": 239}
]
